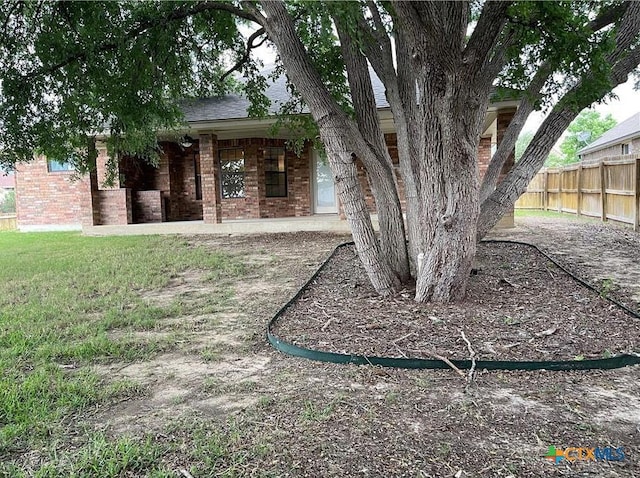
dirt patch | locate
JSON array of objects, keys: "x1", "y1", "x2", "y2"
[
  {"x1": 141, "y1": 270, "x2": 212, "y2": 307},
  {"x1": 76, "y1": 226, "x2": 640, "y2": 476}
]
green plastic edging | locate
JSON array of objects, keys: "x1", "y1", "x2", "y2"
[{"x1": 266, "y1": 240, "x2": 640, "y2": 371}]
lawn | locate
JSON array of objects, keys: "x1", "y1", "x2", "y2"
[
  {"x1": 0, "y1": 232, "x2": 250, "y2": 476},
  {"x1": 0, "y1": 226, "x2": 639, "y2": 477}
]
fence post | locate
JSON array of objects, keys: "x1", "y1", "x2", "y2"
[
  {"x1": 600, "y1": 160, "x2": 607, "y2": 222},
  {"x1": 558, "y1": 169, "x2": 563, "y2": 213},
  {"x1": 543, "y1": 170, "x2": 548, "y2": 211},
  {"x1": 635, "y1": 157, "x2": 640, "y2": 232},
  {"x1": 577, "y1": 164, "x2": 582, "y2": 217}
]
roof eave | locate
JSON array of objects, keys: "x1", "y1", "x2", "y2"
[{"x1": 578, "y1": 131, "x2": 640, "y2": 155}]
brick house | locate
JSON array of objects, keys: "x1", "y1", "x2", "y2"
[
  {"x1": 15, "y1": 75, "x2": 519, "y2": 231},
  {"x1": 578, "y1": 112, "x2": 640, "y2": 163}
]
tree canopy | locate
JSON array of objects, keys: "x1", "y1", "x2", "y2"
[
  {"x1": 1, "y1": 1, "x2": 640, "y2": 302},
  {"x1": 560, "y1": 110, "x2": 618, "y2": 163}
]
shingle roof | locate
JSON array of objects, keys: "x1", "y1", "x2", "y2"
[
  {"x1": 180, "y1": 69, "x2": 390, "y2": 122},
  {"x1": 578, "y1": 112, "x2": 640, "y2": 155},
  {"x1": 180, "y1": 71, "x2": 519, "y2": 123}
]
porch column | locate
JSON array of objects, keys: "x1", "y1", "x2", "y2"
[
  {"x1": 80, "y1": 166, "x2": 100, "y2": 227},
  {"x1": 244, "y1": 142, "x2": 261, "y2": 218},
  {"x1": 478, "y1": 136, "x2": 492, "y2": 180},
  {"x1": 94, "y1": 147, "x2": 132, "y2": 225},
  {"x1": 200, "y1": 132, "x2": 222, "y2": 224},
  {"x1": 496, "y1": 107, "x2": 517, "y2": 228}
]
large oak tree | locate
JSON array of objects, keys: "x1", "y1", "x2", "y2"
[{"x1": 1, "y1": 1, "x2": 640, "y2": 302}]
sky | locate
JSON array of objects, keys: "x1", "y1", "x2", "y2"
[{"x1": 523, "y1": 77, "x2": 639, "y2": 133}]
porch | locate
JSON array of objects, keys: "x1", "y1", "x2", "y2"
[{"x1": 82, "y1": 214, "x2": 356, "y2": 236}]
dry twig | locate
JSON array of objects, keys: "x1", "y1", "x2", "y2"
[
  {"x1": 180, "y1": 469, "x2": 195, "y2": 478},
  {"x1": 392, "y1": 332, "x2": 415, "y2": 344},
  {"x1": 461, "y1": 330, "x2": 477, "y2": 383},
  {"x1": 411, "y1": 349, "x2": 465, "y2": 377}
]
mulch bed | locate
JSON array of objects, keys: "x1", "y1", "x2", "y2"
[{"x1": 273, "y1": 241, "x2": 640, "y2": 362}]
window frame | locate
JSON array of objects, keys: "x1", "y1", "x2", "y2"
[
  {"x1": 621, "y1": 143, "x2": 631, "y2": 155},
  {"x1": 219, "y1": 148, "x2": 245, "y2": 199},
  {"x1": 264, "y1": 147, "x2": 287, "y2": 198},
  {"x1": 47, "y1": 159, "x2": 74, "y2": 173}
]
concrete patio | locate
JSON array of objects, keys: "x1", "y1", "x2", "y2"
[{"x1": 82, "y1": 214, "x2": 361, "y2": 236}]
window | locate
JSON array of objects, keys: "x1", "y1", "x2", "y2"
[
  {"x1": 47, "y1": 159, "x2": 74, "y2": 172},
  {"x1": 621, "y1": 143, "x2": 631, "y2": 155},
  {"x1": 219, "y1": 148, "x2": 245, "y2": 198},
  {"x1": 264, "y1": 147, "x2": 287, "y2": 197}
]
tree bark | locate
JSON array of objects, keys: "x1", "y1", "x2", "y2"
[
  {"x1": 334, "y1": 19, "x2": 411, "y2": 283},
  {"x1": 259, "y1": 0, "x2": 401, "y2": 295}
]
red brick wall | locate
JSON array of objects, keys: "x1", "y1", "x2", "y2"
[
  {"x1": 200, "y1": 133, "x2": 222, "y2": 223},
  {"x1": 215, "y1": 138, "x2": 312, "y2": 220},
  {"x1": 98, "y1": 189, "x2": 132, "y2": 225},
  {"x1": 478, "y1": 137, "x2": 492, "y2": 180},
  {"x1": 120, "y1": 145, "x2": 203, "y2": 222},
  {"x1": 259, "y1": 144, "x2": 311, "y2": 218},
  {"x1": 15, "y1": 156, "x2": 87, "y2": 228},
  {"x1": 134, "y1": 190, "x2": 165, "y2": 223}
]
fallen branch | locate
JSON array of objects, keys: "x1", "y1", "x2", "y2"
[
  {"x1": 321, "y1": 317, "x2": 334, "y2": 331},
  {"x1": 410, "y1": 349, "x2": 465, "y2": 377},
  {"x1": 392, "y1": 331, "x2": 415, "y2": 344},
  {"x1": 180, "y1": 469, "x2": 195, "y2": 478},
  {"x1": 461, "y1": 330, "x2": 477, "y2": 384}
]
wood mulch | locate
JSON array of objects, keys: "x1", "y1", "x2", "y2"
[{"x1": 273, "y1": 241, "x2": 640, "y2": 362}]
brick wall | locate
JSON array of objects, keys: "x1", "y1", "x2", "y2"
[
  {"x1": 260, "y1": 144, "x2": 311, "y2": 218},
  {"x1": 478, "y1": 137, "x2": 492, "y2": 179},
  {"x1": 134, "y1": 190, "x2": 165, "y2": 223},
  {"x1": 15, "y1": 156, "x2": 87, "y2": 228},
  {"x1": 215, "y1": 138, "x2": 312, "y2": 220},
  {"x1": 98, "y1": 189, "x2": 132, "y2": 225}
]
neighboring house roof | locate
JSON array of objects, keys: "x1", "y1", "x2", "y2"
[
  {"x1": 0, "y1": 171, "x2": 15, "y2": 190},
  {"x1": 180, "y1": 70, "x2": 520, "y2": 124},
  {"x1": 578, "y1": 112, "x2": 640, "y2": 155}
]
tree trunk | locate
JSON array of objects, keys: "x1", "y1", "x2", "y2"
[
  {"x1": 334, "y1": 20, "x2": 411, "y2": 283},
  {"x1": 410, "y1": 116, "x2": 481, "y2": 303},
  {"x1": 321, "y1": 126, "x2": 401, "y2": 295},
  {"x1": 259, "y1": 0, "x2": 401, "y2": 295}
]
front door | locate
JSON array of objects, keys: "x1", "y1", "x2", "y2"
[{"x1": 313, "y1": 153, "x2": 338, "y2": 214}]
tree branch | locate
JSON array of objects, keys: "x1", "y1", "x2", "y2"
[
  {"x1": 220, "y1": 27, "x2": 267, "y2": 82},
  {"x1": 478, "y1": 23, "x2": 640, "y2": 238},
  {"x1": 22, "y1": 1, "x2": 261, "y2": 80},
  {"x1": 463, "y1": 1, "x2": 511, "y2": 77},
  {"x1": 478, "y1": 1, "x2": 635, "y2": 205}
]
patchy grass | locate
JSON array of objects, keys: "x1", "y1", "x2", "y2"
[
  {"x1": 0, "y1": 232, "x2": 245, "y2": 460},
  {"x1": 514, "y1": 208, "x2": 599, "y2": 222}
]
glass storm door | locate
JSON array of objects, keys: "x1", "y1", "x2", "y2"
[{"x1": 314, "y1": 154, "x2": 338, "y2": 213}]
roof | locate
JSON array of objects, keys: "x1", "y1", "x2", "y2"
[
  {"x1": 578, "y1": 112, "x2": 640, "y2": 155},
  {"x1": 180, "y1": 69, "x2": 389, "y2": 123},
  {"x1": 180, "y1": 71, "x2": 520, "y2": 124}
]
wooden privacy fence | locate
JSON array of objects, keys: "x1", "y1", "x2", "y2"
[
  {"x1": 0, "y1": 214, "x2": 16, "y2": 231},
  {"x1": 515, "y1": 155, "x2": 640, "y2": 231}
]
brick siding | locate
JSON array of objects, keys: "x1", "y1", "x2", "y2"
[
  {"x1": 17, "y1": 114, "x2": 516, "y2": 228},
  {"x1": 15, "y1": 156, "x2": 87, "y2": 228}
]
